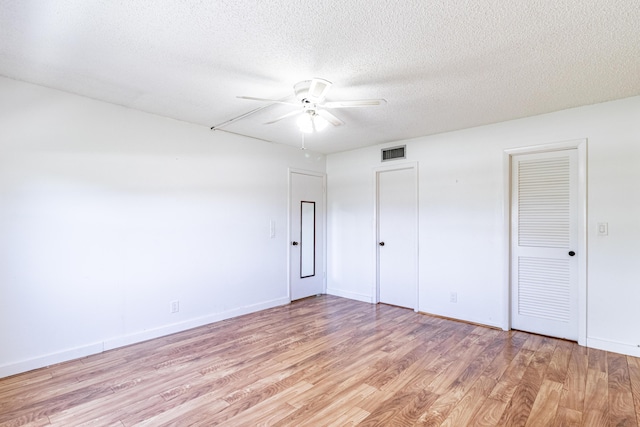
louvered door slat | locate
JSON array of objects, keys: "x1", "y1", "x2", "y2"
[
  {"x1": 518, "y1": 257, "x2": 570, "y2": 322},
  {"x1": 518, "y1": 156, "x2": 570, "y2": 248}
]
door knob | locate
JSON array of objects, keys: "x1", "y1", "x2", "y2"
[
  {"x1": 292, "y1": 241, "x2": 299, "y2": 246},
  {"x1": 568, "y1": 250, "x2": 576, "y2": 256},
  {"x1": 379, "y1": 242, "x2": 385, "y2": 246}
]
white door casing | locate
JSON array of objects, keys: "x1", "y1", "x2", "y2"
[
  {"x1": 510, "y1": 146, "x2": 584, "y2": 341},
  {"x1": 375, "y1": 163, "x2": 418, "y2": 310},
  {"x1": 289, "y1": 170, "x2": 325, "y2": 300}
]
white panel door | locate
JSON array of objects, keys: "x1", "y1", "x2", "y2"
[
  {"x1": 290, "y1": 171, "x2": 324, "y2": 300},
  {"x1": 377, "y1": 167, "x2": 418, "y2": 309},
  {"x1": 511, "y1": 150, "x2": 578, "y2": 340}
]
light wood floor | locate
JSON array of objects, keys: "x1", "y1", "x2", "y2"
[{"x1": 1, "y1": 295, "x2": 639, "y2": 426}]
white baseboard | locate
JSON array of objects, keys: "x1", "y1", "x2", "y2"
[
  {"x1": 0, "y1": 297, "x2": 290, "y2": 379},
  {"x1": 326, "y1": 287, "x2": 373, "y2": 304},
  {"x1": 417, "y1": 308, "x2": 503, "y2": 330},
  {"x1": 587, "y1": 337, "x2": 640, "y2": 357},
  {"x1": 0, "y1": 342, "x2": 105, "y2": 379},
  {"x1": 104, "y1": 297, "x2": 289, "y2": 350}
]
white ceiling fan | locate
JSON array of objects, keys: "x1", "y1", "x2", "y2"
[{"x1": 237, "y1": 78, "x2": 386, "y2": 133}]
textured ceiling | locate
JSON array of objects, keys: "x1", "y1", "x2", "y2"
[{"x1": 1, "y1": 0, "x2": 639, "y2": 153}]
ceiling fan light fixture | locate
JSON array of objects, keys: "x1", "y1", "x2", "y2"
[{"x1": 297, "y1": 111, "x2": 329, "y2": 133}]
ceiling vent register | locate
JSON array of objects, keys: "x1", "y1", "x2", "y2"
[{"x1": 381, "y1": 145, "x2": 406, "y2": 162}]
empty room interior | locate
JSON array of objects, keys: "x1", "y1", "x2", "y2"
[{"x1": 1, "y1": 1, "x2": 640, "y2": 425}]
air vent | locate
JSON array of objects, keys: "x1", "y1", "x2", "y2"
[{"x1": 381, "y1": 145, "x2": 406, "y2": 162}]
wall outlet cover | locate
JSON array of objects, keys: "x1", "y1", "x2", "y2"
[{"x1": 170, "y1": 300, "x2": 180, "y2": 313}]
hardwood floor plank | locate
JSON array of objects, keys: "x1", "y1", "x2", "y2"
[
  {"x1": 391, "y1": 389, "x2": 441, "y2": 426},
  {"x1": 414, "y1": 331, "x2": 512, "y2": 426},
  {"x1": 558, "y1": 344, "x2": 588, "y2": 412},
  {"x1": 0, "y1": 415, "x2": 51, "y2": 427},
  {"x1": 50, "y1": 362, "x2": 227, "y2": 425},
  {"x1": 215, "y1": 402, "x2": 297, "y2": 427},
  {"x1": 373, "y1": 348, "x2": 447, "y2": 398},
  {"x1": 363, "y1": 342, "x2": 428, "y2": 390},
  {"x1": 545, "y1": 340, "x2": 573, "y2": 384},
  {"x1": 422, "y1": 327, "x2": 489, "y2": 394},
  {"x1": 288, "y1": 366, "x2": 378, "y2": 410},
  {"x1": 481, "y1": 331, "x2": 529, "y2": 382},
  {"x1": 496, "y1": 336, "x2": 557, "y2": 426},
  {"x1": 272, "y1": 377, "x2": 377, "y2": 426},
  {"x1": 132, "y1": 396, "x2": 229, "y2": 427},
  {"x1": 354, "y1": 389, "x2": 420, "y2": 427},
  {"x1": 325, "y1": 406, "x2": 371, "y2": 427},
  {"x1": 608, "y1": 352, "x2": 638, "y2": 427},
  {"x1": 208, "y1": 380, "x2": 315, "y2": 427},
  {"x1": 551, "y1": 406, "x2": 582, "y2": 426},
  {"x1": 487, "y1": 347, "x2": 535, "y2": 404},
  {"x1": 1, "y1": 295, "x2": 640, "y2": 426},
  {"x1": 354, "y1": 323, "x2": 471, "y2": 416},
  {"x1": 524, "y1": 379, "x2": 563, "y2": 426},
  {"x1": 628, "y1": 356, "x2": 640, "y2": 426},
  {"x1": 439, "y1": 374, "x2": 496, "y2": 427},
  {"x1": 0, "y1": 382, "x2": 114, "y2": 425},
  {"x1": 412, "y1": 337, "x2": 511, "y2": 426},
  {"x1": 582, "y1": 368, "x2": 609, "y2": 426},
  {"x1": 469, "y1": 397, "x2": 510, "y2": 426},
  {"x1": 288, "y1": 383, "x2": 378, "y2": 426},
  {"x1": 0, "y1": 371, "x2": 53, "y2": 394},
  {"x1": 588, "y1": 347, "x2": 608, "y2": 373}
]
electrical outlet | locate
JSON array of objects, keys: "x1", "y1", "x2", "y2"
[
  {"x1": 450, "y1": 292, "x2": 457, "y2": 303},
  {"x1": 170, "y1": 300, "x2": 179, "y2": 313},
  {"x1": 597, "y1": 222, "x2": 608, "y2": 236}
]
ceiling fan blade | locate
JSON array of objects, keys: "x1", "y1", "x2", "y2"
[
  {"x1": 322, "y1": 99, "x2": 387, "y2": 108},
  {"x1": 264, "y1": 110, "x2": 301, "y2": 125},
  {"x1": 316, "y1": 109, "x2": 344, "y2": 127},
  {"x1": 237, "y1": 96, "x2": 298, "y2": 107},
  {"x1": 306, "y1": 78, "x2": 332, "y2": 103}
]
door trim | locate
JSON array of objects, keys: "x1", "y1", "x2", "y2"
[
  {"x1": 373, "y1": 162, "x2": 419, "y2": 311},
  {"x1": 503, "y1": 139, "x2": 587, "y2": 345},
  {"x1": 288, "y1": 168, "x2": 327, "y2": 302}
]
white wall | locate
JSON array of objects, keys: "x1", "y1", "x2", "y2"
[
  {"x1": 0, "y1": 77, "x2": 325, "y2": 377},
  {"x1": 327, "y1": 95, "x2": 640, "y2": 357}
]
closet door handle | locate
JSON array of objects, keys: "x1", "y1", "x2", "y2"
[
  {"x1": 568, "y1": 251, "x2": 575, "y2": 256},
  {"x1": 379, "y1": 242, "x2": 385, "y2": 246},
  {"x1": 292, "y1": 241, "x2": 299, "y2": 246}
]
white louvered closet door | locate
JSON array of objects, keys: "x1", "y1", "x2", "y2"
[{"x1": 511, "y1": 150, "x2": 578, "y2": 340}]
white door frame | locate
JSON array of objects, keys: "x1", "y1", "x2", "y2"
[
  {"x1": 373, "y1": 162, "x2": 419, "y2": 311},
  {"x1": 288, "y1": 168, "x2": 327, "y2": 301},
  {"x1": 503, "y1": 139, "x2": 587, "y2": 345}
]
